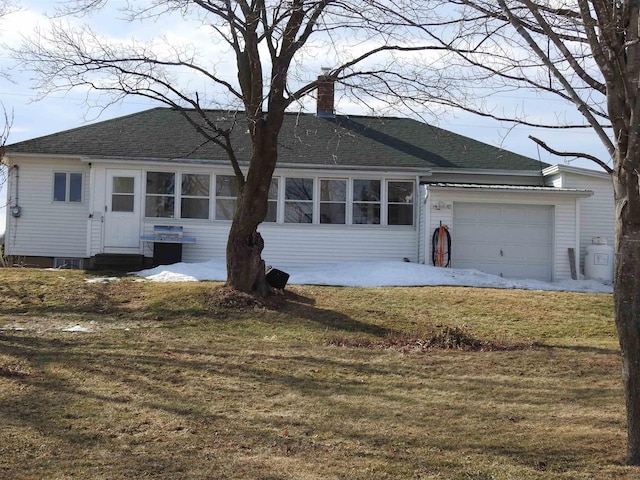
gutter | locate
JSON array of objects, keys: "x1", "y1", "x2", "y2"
[{"x1": 426, "y1": 183, "x2": 593, "y2": 197}]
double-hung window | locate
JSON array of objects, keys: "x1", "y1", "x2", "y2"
[
  {"x1": 53, "y1": 172, "x2": 82, "y2": 203},
  {"x1": 285, "y1": 178, "x2": 313, "y2": 223},
  {"x1": 352, "y1": 179, "x2": 380, "y2": 224},
  {"x1": 181, "y1": 174, "x2": 210, "y2": 219},
  {"x1": 215, "y1": 175, "x2": 238, "y2": 220},
  {"x1": 145, "y1": 172, "x2": 175, "y2": 217},
  {"x1": 387, "y1": 181, "x2": 414, "y2": 225},
  {"x1": 320, "y1": 179, "x2": 346, "y2": 224}
]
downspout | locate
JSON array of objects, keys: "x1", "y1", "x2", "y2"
[
  {"x1": 575, "y1": 197, "x2": 581, "y2": 278},
  {"x1": 423, "y1": 182, "x2": 431, "y2": 265},
  {"x1": 415, "y1": 175, "x2": 421, "y2": 262},
  {"x1": 86, "y1": 163, "x2": 94, "y2": 258},
  {"x1": 10, "y1": 165, "x2": 21, "y2": 218}
]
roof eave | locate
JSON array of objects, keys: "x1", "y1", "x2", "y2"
[
  {"x1": 542, "y1": 163, "x2": 611, "y2": 180},
  {"x1": 429, "y1": 167, "x2": 545, "y2": 177},
  {"x1": 426, "y1": 183, "x2": 593, "y2": 197},
  {"x1": 5, "y1": 152, "x2": 430, "y2": 173}
]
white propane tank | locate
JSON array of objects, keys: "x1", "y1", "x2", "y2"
[{"x1": 584, "y1": 236, "x2": 614, "y2": 282}]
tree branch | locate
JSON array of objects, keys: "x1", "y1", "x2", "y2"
[{"x1": 528, "y1": 134, "x2": 613, "y2": 173}]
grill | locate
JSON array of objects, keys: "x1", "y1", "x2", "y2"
[
  {"x1": 140, "y1": 225, "x2": 196, "y2": 244},
  {"x1": 140, "y1": 226, "x2": 196, "y2": 266}
]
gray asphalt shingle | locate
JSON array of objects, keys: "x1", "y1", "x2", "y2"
[{"x1": 6, "y1": 107, "x2": 546, "y2": 171}]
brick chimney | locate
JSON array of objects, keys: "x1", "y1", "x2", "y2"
[{"x1": 316, "y1": 70, "x2": 335, "y2": 118}]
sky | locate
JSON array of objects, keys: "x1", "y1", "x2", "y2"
[
  {"x1": 121, "y1": 259, "x2": 613, "y2": 294},
  {"x1": 0, "y1": 1, "x2": 613, "y2": 234}
]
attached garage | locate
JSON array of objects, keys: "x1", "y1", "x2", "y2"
[
  {"x1": 452, "y1": 203, "x2": 553, "y2": 281},
  {"x1": 424, "y1": 183, "x2": 594, "y2": 282}
]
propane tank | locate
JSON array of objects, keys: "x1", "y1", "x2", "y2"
[{"x1": 584, "y1": 236, "x2": 614, "y2": 282}]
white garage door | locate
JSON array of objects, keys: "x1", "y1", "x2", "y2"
[{"x1": 452, "y1": 203, "x2": 553, "y2": 281}]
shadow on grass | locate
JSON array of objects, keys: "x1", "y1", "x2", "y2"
[
  {"x1": 0, "y1": 327, "x2": 627, "y2": 479},
  {"x1": 281, "y1": 290, "x2": 395, "y2": 337},
  {"x1": 541, "y1": 344, "x2": 620, "y2": 356}
]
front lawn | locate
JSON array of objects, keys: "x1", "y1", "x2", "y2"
[{"x1": 0, "y1": 269, "x2": 629, "y2": 479}]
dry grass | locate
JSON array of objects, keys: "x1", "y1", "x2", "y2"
[{"x1": 0, "y1": 268, "x2": 630, "y2": 479}]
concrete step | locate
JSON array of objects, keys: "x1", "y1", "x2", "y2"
[{"x1": 89, "y1": 254, "x2": 149, "y2": 271}]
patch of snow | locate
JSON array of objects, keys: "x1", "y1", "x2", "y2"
[
  {"x1": 131, "y1": 259, "x2": 613, "y2": 294},
  {"x1": 62, "y1": 325, "x2": 93, "y2": 333},
  {"x1": 85, "y1": 277, "x2": 120, "y2": 283}
]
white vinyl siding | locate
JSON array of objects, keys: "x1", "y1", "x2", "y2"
[
  {"x1": 5, "y1": 157, "x2": 89, "y2": 258},
  {"x1": 260, "y1": 224, "x2": 416, "y2": 265},
  {"x1": 138, "y1": 222, "x2": 417, "y2": 265},
  {"x1": 553, "y1": 201, "x2": 578, "y2": 279},
  {"x1": 561, "y1": 173, "x2": 614, "y2": 274}
]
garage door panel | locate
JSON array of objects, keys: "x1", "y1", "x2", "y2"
[
  {"x1": 451, "y1": 202, "x2": 553, "y2": 281},
  {"x1": 505, "y1": 228, "x2": 551, "y2": 244},
  {"x1": 455, "y1": 204, "x2": 501, "y2": 222},
  {"x1": 454, "y1": 224, "x2": 497, "y2": 240},
  {"x1": 454, "y1": 227, "x2": 551, "y2": 246},
  {"x1": 454, "y1": 242, "x2": 550, "y2": 263},
  {"x1": 503, "y1": 205, "x2": 551, "y2": 224}
]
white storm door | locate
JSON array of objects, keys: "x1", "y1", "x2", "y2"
[{"x1": 104, "y1": 170, "x2": 141, "y2": 248}]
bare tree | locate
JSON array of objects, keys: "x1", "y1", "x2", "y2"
[
  {"x1": 423, "y1": 0, "x2": 640, "y2": 464},
  {"x1": 15, "y1": 0, "x2": 468, "y2": 294},
  {"x1": 0, "y1": 108, "x2": 10, "y2": 208}
]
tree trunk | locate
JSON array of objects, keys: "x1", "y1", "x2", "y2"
[
  {"x1": 225, "y1": 122, "x2": 279, "y2": 295},
  {"x1": 613, "y1": 166, "x2": 640, "y2": 465}
]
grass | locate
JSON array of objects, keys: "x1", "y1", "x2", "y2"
[{"x1": 0, "y1": 268, "x2": 630, "y2": 479}]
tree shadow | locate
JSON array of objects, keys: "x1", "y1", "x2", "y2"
[
  {"x1": 539, "y1": 343, "x2": 620, "y2": 356},
  {"x1": 279, "y1": 288, "x2": 395, "y2": 337}
]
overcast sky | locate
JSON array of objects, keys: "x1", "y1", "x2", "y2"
[{"x1": 0, "y1": 1, "x2": 613, "y2": 233}]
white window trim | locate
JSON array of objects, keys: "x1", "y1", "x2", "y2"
[
  {"x1": 284, "y1": 176, "x2": 315, "y2": 224},
  {"x1": 386, "y1": 179, "x2": 415, "y2": 226},
  {"x1": 144, "y1": 170, "x2": 177, "y2": 218},
  {"x1": 214, "y1": 173, "x2": 238, "y2": 221},
  {"x1": 180, "y1": 173, "x2": 212, "y2": 220},
  {"x1": 52, "y1": 171, "x2": 84, "y2": 204},
  {"x1": 319, "y1": 177, "x2": 347, "y2": 225}
]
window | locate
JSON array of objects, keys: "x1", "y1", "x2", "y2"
[
  {"x1": 320, "y1": 179, "x2": 346, "y2": 224},
  {"x1": 215, "y1": 175, "x2": 238, "y2": 220},
  {"x1": 53, "y1": 172, "x2": 82, "y2": 203},
  {"x1": 145, "y1": 172, "x2": 175, "y2": 217},
  {"x1": 54, "y1": 257, "x2": 82, "y2": 269},
  {"x1": 265, "y1": 178, "x2": 278, "y2": 222},
  {"x1": 285, "y1": 178, "x2": 313, "y2": 223},
  {"x1": 181, "y1": 174, "x2": 210, "y2": 219},
  {"x1": 111, "y1": 176, "x2": 135, "y2": 212},
  {"x1": 387, "y1": 181, "x2": 414, "y2": 225},
  {"x1": 352, "y1": 179, "x2": 380, "y2": 224}
]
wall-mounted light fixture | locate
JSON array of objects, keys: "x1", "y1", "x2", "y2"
[{"x1": 433, "y1": 201, "x2": 451, "y2": 210}]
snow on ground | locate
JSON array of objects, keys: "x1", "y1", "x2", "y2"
[
  {"x1": 61, "y1": 325, "x2": 93, "y2": 333},
  {"x1": 130, "y1": 259, "x2": 613, "y2": 294}
]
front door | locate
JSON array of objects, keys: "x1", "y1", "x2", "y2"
[{"x1": 104, "y1": 170, "x2": 141, "y2": 248}]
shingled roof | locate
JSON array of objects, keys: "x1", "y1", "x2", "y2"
[{"x1": 6, "y1": 107, "x2": 547, "y2": 171}]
